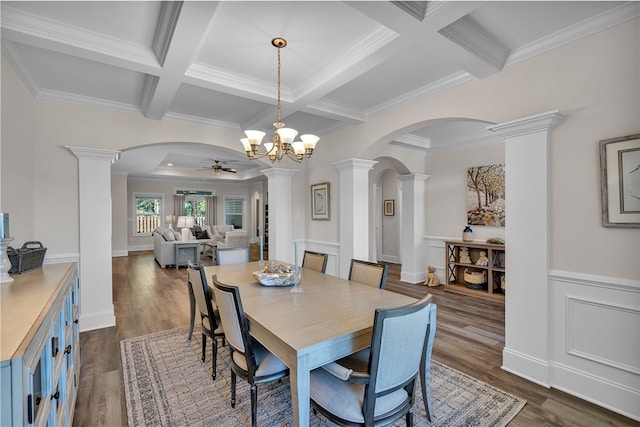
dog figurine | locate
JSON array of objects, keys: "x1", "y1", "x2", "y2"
[{"x1": 424, "y1": 266, "x2": 440, "y2": 287}]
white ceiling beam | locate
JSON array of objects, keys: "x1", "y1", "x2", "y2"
[
  {"x1": 346, "y1": 1, "x2": 503, "y2": 78},
  {"x1": 142, "y1": 1, "x2": 221, "y2": 120}
]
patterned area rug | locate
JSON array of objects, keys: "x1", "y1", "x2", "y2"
[{"x1": 121, "y1": 327, "x2": 526, "y2": 426}]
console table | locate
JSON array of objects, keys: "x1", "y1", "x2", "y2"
[
  {"x1": 175, "y1": 242, "x2": 199, "y2": 268},
  {"x1": 1, "y1": 262, "x2": 80, "y2": 426},
  {"x1": 444, "y1": 240, "x2": 505, "y2": 303}
]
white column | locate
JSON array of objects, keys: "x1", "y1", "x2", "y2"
[
  {"x1": 488, "y1": 110, "x2": 564, "y2": 386},
  {"x1": 398, "y1": 174, "x2": 429, "y2": 283},
  {"x1": 332, "y1": 159, "x2": 378, "y2": 278},
  {"x1": 66, "y1": 146, "x2": 121, "y2": 332},
  {"x1": 261, "y1": 168, "x2": 297, "y2": 264}
]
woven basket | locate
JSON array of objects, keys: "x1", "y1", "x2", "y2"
[
  {"x1": 8, "y1": 241, "x2": 47, "y2": 274},
  {"x1": 463, "y1": 268, "x2": 487, "y2": 287}
]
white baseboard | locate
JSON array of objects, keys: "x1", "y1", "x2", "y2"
[
  {"x1": 79, "y1": 309, "x2": 116, "y2": 332},
  {"x1": 380, "y1": 254, "x2": 399, "y2": 263},
  {"x1": 551, "y1": 361, "x2": 640, "y2": 422},
  {"x1": 112, "y1": 250, "x2": 128, "y2": 257},
  {"x1": 502, "y1": 347, "x2": 551, "y2": 387},
  {"x1": 128, "y1": 244, "x2": 153, "y2": 252}
]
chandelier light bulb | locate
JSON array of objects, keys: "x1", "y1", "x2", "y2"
[
  {"x1": 276, "y1": 128, "x2": 298, "y2": 144},
  {"x1": 244, "y1": 130, "x2": 266, "y2": 145}
]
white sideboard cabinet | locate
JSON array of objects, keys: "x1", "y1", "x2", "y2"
[{"x1": 1, "y1": 262, "x2": 80, "y2": 426}]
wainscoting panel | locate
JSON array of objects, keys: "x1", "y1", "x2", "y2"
[
  {"x1": 567, "y1": 297, "x2": 640, "y2": 375},
  {"x1": 549, "y1": 270, "x2": 640, "y2": 421}
]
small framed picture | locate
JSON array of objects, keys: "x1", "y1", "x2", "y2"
[
  {"x1": 600, "y1": 134, "x2": 640, "y2": 227},
  {"x1": 311, "y1": 182, "x2": 330, "y2": 220},
  {"x1": 384, "y1": 200, "x2": 395, "y2": 216}
]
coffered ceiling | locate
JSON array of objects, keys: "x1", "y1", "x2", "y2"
[{"x1": 2, "y1": 1, "x2": 637, "y2": 181}]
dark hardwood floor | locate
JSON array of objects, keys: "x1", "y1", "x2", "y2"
[{"x1": 72, "y1": 247, "x2": 636, "y2": 426}]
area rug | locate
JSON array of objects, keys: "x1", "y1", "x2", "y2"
[{"x1": 121, "y1": 327, "x2": 526, "y2": 426}]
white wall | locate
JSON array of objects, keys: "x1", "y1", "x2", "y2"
[
  {"x1": 1, "y1": 53, "x2": 36, "y2": 245},
  {"x1": 111, "y1": 173, "x2": 128, "y2": 256}
]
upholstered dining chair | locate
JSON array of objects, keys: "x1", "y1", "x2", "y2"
[
  {"x1": 348, "y1": 259, "x2": 389, "y2": 289},
  {"x1": 211, "y1": 275, "x2": 289, "y2": 427},
  {"x1": 309, "y1": 293, "x2": 433, "y2": 426},
  {"x1": 216, "y1": 247, "x2": 249, "y2": 265},
  {"x1": 187, "y1": 263, "x2": 225, "y2": 380},
  {"x1": 331, "y1": 297, "x2": 438, "y2": 422},
  {"x1": 302, "y1": 250, "x2": 328, "y2": 273}
]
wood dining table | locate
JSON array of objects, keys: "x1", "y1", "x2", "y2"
[{"x1": 204, "y1": 261, "x2": 417, "y2": 427}]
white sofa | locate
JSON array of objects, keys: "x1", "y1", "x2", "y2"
[
  {"x1": 216, "y1": 230, "x2": 250, "y2": 249},
  {"x1": 152, "y1": 226, "x2": 216, "y2": 267},
  {"x1": 152, "y1": 227, "x2": 182, "y2": 268},
  {"x1": 211, "y1": 224, "x2": 234, "y2": 243}
]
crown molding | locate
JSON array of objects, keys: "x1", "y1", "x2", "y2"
[
  {"x1": 507, "y1": 2, "x2": 640, "y2": 66},
  {"x1": 1, "y1": 6, "x2": 160, "y2": 74},
  {"x1": 37, "y1": 89, "x2": 142, "y2": 116},
  {"x1": 367, "y1": 70, "x2": 473, "y2": 118}
]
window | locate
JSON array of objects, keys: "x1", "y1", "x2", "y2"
[
  {"x1": 134, "y1": 193, "x2": 163, "y2": 235},
  {"x1": 224, "y1": 196, "x2": 245, "y2": 229},
  {"x1": 177, "y1": 190, "x2": 212, "y2": 226}
]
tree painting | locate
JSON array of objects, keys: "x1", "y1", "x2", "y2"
[{"x1": 467, "y1": 164, "x2": 505, "y2": 226}]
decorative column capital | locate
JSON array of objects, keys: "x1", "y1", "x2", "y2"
[
  {"x1": 260, "y1": 168, "x2": 298, "y2": 179},
  {"x1": 332, "y1": 158, "x2": 378, "y2": 172},
  {"x1": 65, "y1": 146, "x2": 121, "y2": 163},
  {"x1": 487, "y1": 110, "x2": 564, "y2": 138},
  {"x1": 397, "y1": 173, "x2": 430, "y2": 183}
]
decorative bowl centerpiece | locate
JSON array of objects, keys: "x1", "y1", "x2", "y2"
[{"x1": 253, "y1": 262, "x2": 298, "y2": 287}]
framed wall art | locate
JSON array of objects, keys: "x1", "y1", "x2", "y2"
[
  {"x1": 311, "y1": 182, "x2": 330, "y2": 220},
  {"x1": 467, "y1": 164, "x2": 505, "y2": 226},
  {"x1": 384, "y1": 200, "x2": 395, "y2": 216},
  {"x1": 600, "y1": 134, "x2": 640, "y2": 227}
]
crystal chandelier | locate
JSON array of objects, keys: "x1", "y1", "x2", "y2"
[{"x1": 240, "y1": 38, "x2": 319, "y2": 163}]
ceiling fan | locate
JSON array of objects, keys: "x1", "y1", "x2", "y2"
[{"x1": 198, "y1": 159, "x2": 237, "y2": 176}]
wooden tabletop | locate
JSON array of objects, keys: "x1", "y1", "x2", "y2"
[{"x1": 1, "y1": 263, "x2": 76, "y2": 361}]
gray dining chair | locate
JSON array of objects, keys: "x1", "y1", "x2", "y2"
[
  {"x1": 332, "y1": 297, "x2": 438, "y2": 421},
  {"x1": 302, "y1": 250, "x2": 328, "y2": 273},
  {"x1": 211, "y1": 274, "x2": 289, "y2": 427},
  {"x1": 309, "y1": 293, "x2": 433, "y2": 426},
  {"x1": 187, "y1": 262, "x2": 225, "y2": 380},
  {"x1": 348, "y1": 259, "x2": 389, "y2": 289},
  {"x1": 216, "y1": 247, "x2": 249, "y2": 265}
]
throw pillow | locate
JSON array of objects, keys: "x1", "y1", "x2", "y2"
[
  {"x1": 196, "y1": 231, "x2": 209, "y2": 239},
  {"x1": 191, "y1": 224, "x2": 202, "y2": 237},
  {"x1": 172, "y1": 230, "x2": 182, "y2": 241},
  {"x1": 161, "y1": 229, "x2": 175, "y2": 241}
]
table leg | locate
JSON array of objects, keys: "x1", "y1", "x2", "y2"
[{"x1": 290, "y1": 358, "x2": 310, "y2": 427}]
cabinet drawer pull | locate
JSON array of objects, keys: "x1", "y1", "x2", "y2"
[
  {"x1": 64, "y1": 345, "x2": 72, "y2": 354},
  {"x1": 51, "y1": 390, "x2": 60, "y2": 400}
]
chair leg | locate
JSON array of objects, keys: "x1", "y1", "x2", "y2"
[
  {"x1": 250, "y1": 384, "x2": 258, "y2": 427},
  {"x1": 211, "y1": 339, "x2": 218, "y2": 380},
  {"x1": 406, "y1": 408, "x2": 414, "y2": 427},
  {"x1": 201, "y1": 333, "x2": 207, "y2": 362},
  {"x1": 187, "y1": 284, "x2": 195, "y2": 340},
  {"x1": 231, "y1": 371, "x2": 236, "y2": 408}
]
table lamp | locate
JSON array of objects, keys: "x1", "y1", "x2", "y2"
[{"x1": 177, "y1": 216, "x2": 195, "y2": 241}]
